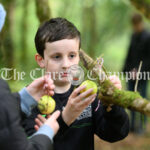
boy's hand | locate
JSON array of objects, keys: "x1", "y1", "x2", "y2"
[
  {"x1": 108, "y1": 75, "x2": 122, "y2": 90},
  {"x1": 62, "y1": 85, "x2": 96, "y2": 126},
  {"x1": 26, "y1": 75, "x2": 55, "y2": 101},
  {"x1": 34, "y1": 110, "x2": 60, "y2": 135}
]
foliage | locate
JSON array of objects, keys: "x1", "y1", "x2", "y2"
[{"x1": 1, "y1": 0, "x2": 150, "y2": 91}]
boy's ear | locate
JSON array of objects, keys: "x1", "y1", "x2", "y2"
[{"x1": 35, "y1": 53, "x2": 45, "y2": 68}]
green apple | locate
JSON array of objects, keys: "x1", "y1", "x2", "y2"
[
  {"x1": 38, "y1": 95, "x2": 56, "y2": 114},
  {"x1": 80, "y1": 80, "x2": 98, "y2": 97}
]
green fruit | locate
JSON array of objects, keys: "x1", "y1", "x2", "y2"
[
  {"x1": 38, "y1": 95, "x2": 56, "y2": 114},
  {"x1": 80, "y1": 80, "x2": 98, "y2": 97}
]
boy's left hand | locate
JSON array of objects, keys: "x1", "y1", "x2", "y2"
[{"x1": 108, "y1": 75, "x2": 122, "y2": 90}]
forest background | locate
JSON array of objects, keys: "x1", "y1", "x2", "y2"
[{"x1": 1, "y1": 0, "x2": 150, "y2": 149}]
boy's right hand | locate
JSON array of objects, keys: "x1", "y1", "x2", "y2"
[
  {"x1": 35, "y1": 110, "x2": 60, "y2": 135},
  {"x1": 62, "y1": 85, "x2": 96, "y2": 126}
]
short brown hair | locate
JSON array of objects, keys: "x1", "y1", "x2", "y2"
[
  {"x1": 35, "y1": 18, "x2": 81, "y2": 57},
  {"x1": 131, "y1": 13, "x2": 143, "y2": 25}
]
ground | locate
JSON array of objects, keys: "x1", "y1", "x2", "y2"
[{"x1": 94, "y1": 123, "x2": 150, "y2": 150}]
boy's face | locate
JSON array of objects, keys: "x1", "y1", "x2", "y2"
[
  {"x1": 36, "y1": 38, "x2": 80, "y2": 86},
  {"x1": 132, "y1": 22, "x2": 144, "y2": 33}
]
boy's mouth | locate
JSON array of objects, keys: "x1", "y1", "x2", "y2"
[{"x1": 61, "y1": 72, "x2": 68, "y2": 77}]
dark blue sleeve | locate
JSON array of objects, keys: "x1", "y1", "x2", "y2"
[{"x1": 92, "y1": 97, "x2": 129, "y2": 142}]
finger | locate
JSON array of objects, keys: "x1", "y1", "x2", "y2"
[
  {"x1": 45, "y1": 82, "x2": 55, "y2": 90},
  {"x1": 109, "y1": 76, "x2": 120, "y2": 84},
  {"x1": 43, "y1": 83, "x2": 55, "y2": 91},
  {"x1": 46, "y1": 114, "x2": 51, "y2": 118},
  {"x1": 45, "y1": 74, "x2": 53, "y2": 82},
  {"x1": 70, "y1": 85, "x2": 86, "y2": 98},
  {"x1": 43, "y1": 88, "x2": 54, "y2": 95},
  {"x1": 49, "y1": 84, "x2": 55, "y2": 90},
  {"x1": 49, "y1": 91, "x2": 54, "y2": 96},
  {"x1": 109, "y1": 77, "x2": 116, "y2": 83},
  {"x1": 37, "y1": 114, "x2": 47, "y2": 123},
  {"x1": 44, "y1": 76, "x2": 54, "y2": 88},
  {"x1": 74, "y1": 88, "x2": 94, "y2": 103},
  {"x1": 34, "y1": 125, "x2": 39, "y2": 131},
  {"x1": 114, "y1": 84, "x2": 122, "y2": 90},
  {"x1": 35, "y1": 118, "x2": 43, "y2": 127},
  {"x1": 109, "y1": 75, "x2": 119, "y2": 81},
  {"x1": 50, "y1": 110, "x2": 60, "y2": 120},
  {"x1": 79, "y1": 95, "x2": 96, "y2": 108}
]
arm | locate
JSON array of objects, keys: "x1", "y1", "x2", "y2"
[
  {"x1": 92, "y1": 76, "x2": 129, "y2": 142},
  {"x1": 19, "y1": 88, "x2": 37, "y2": 116},
  {"x1": 92, "y1": 99, "x2": 129, "y2": 142},
  {"x1": 0, "y1": 92, "x2": 60, "y2": 150}
]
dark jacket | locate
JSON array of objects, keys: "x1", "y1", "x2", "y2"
[
  {"x1": 123, "y1": 30, "x2": 150, "y2": 73},
  {"x1": 23, "y1": 85, "x2": 129, "y2": 150},
  {"x1": 0, "y1": 79, "x2": 53, "y2": 150}
]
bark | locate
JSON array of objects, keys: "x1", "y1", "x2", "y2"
[
  {"x1": 20, "y1": 0, "x2": 29, "y2": 64},
  {"x1": 130, "y1": 0, "x2": 150, "y2": 19},
  {"x1": 1, "y1": 1, "x2": 15, "y2": 68},
  {"x1": 81, "y1": 0, "x2": 98, "y2": 57},
  {"x1": 35, "y1": 0, "x2": 51, "y2": 24},
  {"x1": 79, "y1": 49, "x2": 150, "y2": 117}
]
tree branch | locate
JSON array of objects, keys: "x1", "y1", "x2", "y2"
[{"x1": 80, "y1": 49, "x2": 150, "y2": 116}]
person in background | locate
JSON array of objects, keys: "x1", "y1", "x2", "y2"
[{"x1": 123, "y1": 13, "x2": 150, "y2": 134}]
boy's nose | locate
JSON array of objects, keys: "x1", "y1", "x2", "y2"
[{"x1": 62, "y1": 58, "x2": 70, "y2": 69}]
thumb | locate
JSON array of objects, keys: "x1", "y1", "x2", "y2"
[{"x1": 50, "y1": 110, "x2": 60, "y2": 120}]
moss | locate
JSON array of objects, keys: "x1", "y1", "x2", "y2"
[
  {"x1": 99, "y1": 79, "x2": 142, "y2": 108},
  {"x1": 80, "y1": 50, "x2": 150, "y2": 115},
  {"x1": 113, "y1": 90, "x2": 142, "y2": 107}
]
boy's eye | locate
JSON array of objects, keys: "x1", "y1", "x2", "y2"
[
  {"x1": 69, "y1": 54, "x2": 76, "y2": 58},
  {"x1": 53, "y1": 55, "x2": 61, "y2": 59}
]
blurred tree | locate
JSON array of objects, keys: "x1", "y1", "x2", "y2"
[
  {"x1": 35, "y1": 0, "x2": 51, "y2": 24},
  {"x1": 81, "y1": 0, "x2": 131, "y2": 58},
  {"x1": 81, "y1": 0, "x2": 98, "y2": 58},
  {"x1": 130, "y1": 0, "x2": 150, "y2": 19},
  {"x1": 1, "y1": 0, "x2": 15, "y2": 68},
  {"x1": 20, "y1": 0, "x2": 29, "y2": 65}
]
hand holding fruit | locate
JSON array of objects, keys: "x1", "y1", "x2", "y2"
[
  {"x1": 80, "y1": 80, "x2": 98, "y2": 97},
  {"x1": 62, "y1": 81, "x2": 97, "y2": 126},
  {"x1": 26, "y1": 75, "x2": 55, "y2": 101}
]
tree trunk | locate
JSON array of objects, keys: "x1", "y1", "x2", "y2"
[
  {"x1": 20, "y1": 0, "x2": 29, "y2": 65},
  {"x1": 81, "y1": 0, "x2": 98, "y2": 58},
  {"x1": 1, "y1": 1, "x2": 15, "y2": 68},
  {"x1": 35, "y1": 0, "x2": 51, "y2": 24},
  {"x1": 79, "y1": 49, "x2": 150, "y2": 117}
]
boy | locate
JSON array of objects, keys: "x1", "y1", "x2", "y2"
[{"x1": 22, "y1": 18, "x2": 129, "y2": 150}]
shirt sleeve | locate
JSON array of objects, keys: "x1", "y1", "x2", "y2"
[
  {"x1": 92, "y1": 97, "x2": 129, "y2": 142},
  {"x1": 19, "y1": 88, "x2": 37, "y2": 116},
  {"x1": 32, "y1": 124, "x2": 54, "y2": 141}
]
